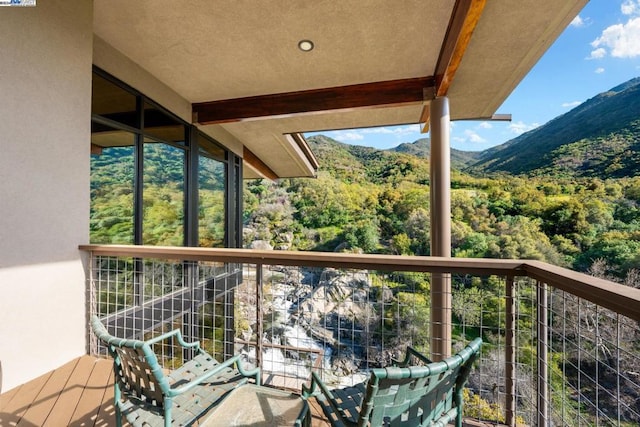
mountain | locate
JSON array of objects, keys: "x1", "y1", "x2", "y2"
[
  {"x1": 470, "y1": 77, "x2": 640, "y2": 177},
  {"x1": 306, "y1": 135, "x2": 430, "y2": 184},
  {"x1": 306, "y1": 135, "x2": 481, "y2": 184},
  {"x1": 392, "y1": 138, "x2": 481, "y2": 169}
]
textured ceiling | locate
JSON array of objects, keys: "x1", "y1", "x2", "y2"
[{"x1": 94, "y1": 0, "x2": 587, "y2": 178}]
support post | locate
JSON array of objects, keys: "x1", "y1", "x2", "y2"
[
  {"x1": 429, "y1": 96, "x2": 452, "y2": 360},
  {"x1": 537, "y1": 281, "x2": 549, "y2": 426},
  {"x1": 505, "y1": 275, "x2": 516, "y2": 426},
  {"x1": 255, "y1": 263, "x2": 264, "y2": 383}
]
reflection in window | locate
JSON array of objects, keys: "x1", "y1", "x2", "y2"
[
  {"x1": 143, "y1": 101, "x2": 186, "y2": 146},
  {"x1": 91, "y1": 73, "x2": 138, "y2": 128},
  {"x1": 90, "y1": 127, "x2": 135, "y2": 244},
  {"x1": 91, "y1": 68, "x2": 232, "y2": 248},
  {"x1": 198, "y1": 294, "x2": 227, "y2": 361},
  {"x1": 143, "y1": 142, "x2": 185, "y2": 246},
  {"x1": 199, "y1": 136, "x2": 226, "y2": 247}
]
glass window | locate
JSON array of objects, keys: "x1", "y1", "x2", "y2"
[
  {"x1": 92, "y1": 73, "x2": 138, "y2": 128},
  {"x1": 90, "y1": 125, "x2": 135, "y2": 244},
  {"x1": 143, "y1": 101, "x2": 186, "y2": 146},
  {"x1": 90, "y1": 68, "x2": 232, "y2": 248},
  {"x1": 198, "y1": 135, "x2": 226, "y2": 247},
  {"x1": 143, "y1": 142, "x2": 185, "y2": 246}
]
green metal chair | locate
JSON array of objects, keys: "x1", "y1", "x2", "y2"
[
  {"x1": 302, "y1": 338, "x2": 482, "y2": 427},
  {"x1": 90, "y1": 315, "x2": 260, "y2": 427}
]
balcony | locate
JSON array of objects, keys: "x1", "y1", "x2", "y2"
[{"x1": 3, "y1": 245, "x2": 640, "y2": 426}]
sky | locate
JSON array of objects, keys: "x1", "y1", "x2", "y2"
[{"x1": 305, "y1": 0, "x2": 640, "y2": 152}]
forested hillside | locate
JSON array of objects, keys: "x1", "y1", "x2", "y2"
[
  {"x1": 471, "y1": 77, "x2": 640, "y2": 177},
  {"x1": 245, "y1": 135, "x2": 640, "y2": 281}
]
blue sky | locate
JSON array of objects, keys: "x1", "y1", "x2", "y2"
[{"x1": 306, "y1": 0, "x2": 640, "y2": 152}]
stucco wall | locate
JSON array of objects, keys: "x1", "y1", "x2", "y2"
[{"x1": 0, "y1": 0, "x2": 93, "y2": 392}]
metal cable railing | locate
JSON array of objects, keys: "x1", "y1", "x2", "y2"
[{"x1": 83, "y1": 245, "x2": 640, "y2": 426}]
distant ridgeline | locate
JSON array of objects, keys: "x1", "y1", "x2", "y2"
[{"x1": 470, "y1": 76, "x2": 640, "y2": 178}]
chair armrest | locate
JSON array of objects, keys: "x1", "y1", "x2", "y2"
[
  {"x1": 301, "y1": 371, "x2": 320, "y2": 398},
  {"x1": 396, "y1": 346, "x2": 432, "y2": 367},
  {"x1": 235, "y1": 355, "x2": 261, "y2": 384},
  {"x1": 302, "y1": 372, "x2": 338, "y2": 401},
  {"x1": 302, "y1": 372, "x2": 356, "y2": 426},
  {"x1": 145, "y1": 328, "x2": 201, "y2": 351},
  {"x1": 167, "y1": 354, "x2": 259, "y2": 397}
]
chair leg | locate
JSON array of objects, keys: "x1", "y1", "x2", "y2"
[
  {"x1": 455, "y1": 390, "x2": 463, "y2": 427},
  {"x1": 114, "y1": 405, "x2": 123, "y2": 427},
  {"x1": 164, "y1": 397, "x2": 173, "y2": 427},
  {"x1": 114, "y1": 385, "x2": 123, "y2": 427}
]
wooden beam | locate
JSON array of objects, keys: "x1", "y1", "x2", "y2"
[
  {"x1": 90, "y1": 143, "x2": 103, "y2": 155},
  {"x1": 243, "y1": 146, "x2": 278, "y2": 180},
  {"x1": 193, "y1": 77, "x2": 435, "y2": 125},
  {"x1": 421, "y1": 0, "x2": 487, "y2": 132},
  {"x1": 435, "y1": 0, "x2": 487, "y2": 96}
]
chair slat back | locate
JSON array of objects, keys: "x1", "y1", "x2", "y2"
[
  {"x1": 359, "y1": 338, "x2": 481, "y2": 427},
  {"x1": 91, "y1": 316, "x2": 168, "y2": 409},
  {"x1": 114, "y1": 346, "x2": 166, "y2": 407}
]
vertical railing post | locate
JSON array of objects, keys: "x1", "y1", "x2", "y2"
[
  {"x1": 183, "y1": 260, "x2": 199, "y2": 361},
  {"x1": 537, "y1": 281, "x2": 549, "y2": 426},
  {"x1": 505, "y1": 275, "x2": 516, "y2": 426},
  {"x1": 223, "y1": 269, "x2": 239, "y2": 360},
  {"x1": 133, "y1": 257, "x2": 144, "y2": 340},
  {"x1": 255, "y1": 263, "x2": 264, "y2": 383},
  {"x1": 87, "y1": 251, "x2": 98, "y2": 356}
]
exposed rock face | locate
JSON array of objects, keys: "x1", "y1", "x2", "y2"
[
  {"x1": 237, "y1": 265, "x2": 398, "y2": 386},
  {"x1": 249, "y1": 240, "x2": 274, "y2": 251},
  {"x1": 295, "y1": 269, "x2": 372, "y2": 326},
  {"x1": 330, "y1": 347, "x2": 359, "y2": 375}
]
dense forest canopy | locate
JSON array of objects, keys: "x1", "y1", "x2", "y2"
[{"x1": 244, "y1": 135, "x2": 640, "y2": 280}]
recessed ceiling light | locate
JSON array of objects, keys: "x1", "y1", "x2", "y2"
[{"x1": 298, "y1": 39, "x2": 314, "y2": 52}]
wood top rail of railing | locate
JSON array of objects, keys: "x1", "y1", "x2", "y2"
[
  {"x1": 79, "y1": 244, "x2": 640, "y2": 322},
  {"x1": 79, "y1": 244, "x2": 526, "y2": 274}
]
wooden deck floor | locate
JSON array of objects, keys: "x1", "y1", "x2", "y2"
[
  {"x1": 0, "y1": 356, "x2": 330, "y2": 427},
  {"x1": 0, "y1": 356, "x2": 502, "y2": 427}
]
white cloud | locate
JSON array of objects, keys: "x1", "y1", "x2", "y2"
[
  {"x1": 571, "y1": 15, "x2": 585, "y2": 27},
  {"x1": 561, "y1": 101, "x2": 581, "y2": 108},
  {"x1": 464, "y1": 129, "x2": 486, "y2": 143},
  {"x1": 595, "y1": 67, "x2": 605, "y2": 73},
  {"x1": 324, "y1": 124, "x2": 423, "y2": 144},
  {"x1": 588, "y1": 47, "x2": 607, "y2": 59},
  {"x1": 333, "y1": 131, "x2": 364, "y2": 142},
  {"x1": 621, "y1": 0, "x2": 640, "y2": 15},
  {"x1": 509, "y1": 121, "x2": 539, "y2": 135},
  {"x1": 591, "y1": 17, "x2": 640, "y2": 58},
  {"x1": 478, "y1": 121, "x2": 493, "y2": 129},
  {"x1": 362, "y1": 125, "x2": 420, "y2": 135}
]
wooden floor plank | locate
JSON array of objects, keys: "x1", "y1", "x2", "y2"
[
  {"x1": 0, "y1": 382, "x2": 23, "y2": 412},
  {"x1": 0, "y1": 369, "x2": 53, "y2": 426},
  {"x1": 43, "y1": 356, "x2": 98, "y2": 426},
  {"x1": 19, "y1": 358, "x2": 79, "y2": 426},
  {"x1": 308, "y1": 397, "x2": 331, "y2": 427},
  {"x1": 68, "y1": 357, "x2": 115, "y2": 427}
]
